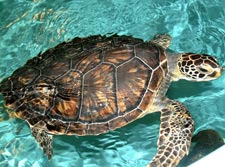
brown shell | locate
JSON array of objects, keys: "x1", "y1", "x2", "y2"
[{"x1": 0, "y1": 35, "x2": 168, "y2": 135}]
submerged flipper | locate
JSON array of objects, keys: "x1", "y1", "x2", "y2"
[
  {"x1": 148, "y1": 100, "x2": 194, "y2": 167},
  {"x1": 29, "y1": 120, "x2": 53, "y2": 159}
]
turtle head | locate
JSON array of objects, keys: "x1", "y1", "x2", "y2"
[{"x1": 174, "y1": 53, "x2": 222, "y2": 81}]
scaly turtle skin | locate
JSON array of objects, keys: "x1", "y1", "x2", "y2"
[{"x1": 0, "y1": 34, "x2": 222, "y2": 166}]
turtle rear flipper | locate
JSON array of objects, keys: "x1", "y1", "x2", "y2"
[
  {"x1": 30, "y1": 120, "x2": 53, "y2": 160},
  {"x1": 148, "y1": 100, "x2": 194, "y2": 167}
]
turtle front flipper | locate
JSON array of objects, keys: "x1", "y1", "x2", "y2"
[
  {"x1": 148, "y1": 100, "x2": 194, "y2": 167},
  {"x1": 149, "y1": 34, "x2": 172, "y2": 49},
  {"x1": 29, "y1": 120, "x2": 53, "y2": 160}
]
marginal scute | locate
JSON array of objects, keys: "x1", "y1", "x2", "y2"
[
  {"x1": 112, "y1": 35, "x2": 143, "y2": 46},
  {"x1": 46, "y1": 120, "x2": 68, "y2": 134},
  {"x1": 135, "y1": 43, "x2": 160, "y2": 69},
  {"x1": 161, "y1": 62, "x2": 168, "y2": 74},
  {"x1": 66, "y1": 122, "x2": 88, "y2": 135},
  {"x1": 25, "y1": 51, "x2": 53, "y2": 68},
  {"x1": 109, "y1": 116, "x2": 128, "y2": 130},
  {"x1": 124, "y1": 109, "x2": 143, "y2": 122},
  {"x1": 87, "y1": 122, "x2": 109, "y2": 135},
  {"x1": 139, "y1": 90, "x2": 155, "y2": 111},
  {"x1": 149, "y1": 67, "x2": 164, "y2": 91}
]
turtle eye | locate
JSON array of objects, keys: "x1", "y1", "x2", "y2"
[
  {"x1": 198, "y1": 67, "x2": 208, "y2": 73},
  {"x1": 197, "y1": 63, "x2": 214, "y2": 74}
]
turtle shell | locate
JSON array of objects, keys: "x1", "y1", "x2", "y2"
[{"x1": 0, "y1": 35, "x2": 168, "y2": 135}]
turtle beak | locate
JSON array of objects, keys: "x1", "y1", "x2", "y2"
[
  {"x1": 209, "y1": 67, "x2": 223, "y2": 79},
  {"x1": 218, "y1": 68, "x2": 223, "y2": 77},
  {"x1": 221, "y1": 67, "x2": 225, "y2": 75},
  {"x1": 216, "y1": 67, "x2": 223, "y2": 77},
  {"x1": 215, "y1": 66, "x2": 224, "y2": 77}
]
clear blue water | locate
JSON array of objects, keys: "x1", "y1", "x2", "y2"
[{"x1": 0, "y1": 0, "x2": 225, "y2": 167}]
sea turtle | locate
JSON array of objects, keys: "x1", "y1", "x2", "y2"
[{"x1": 0, "y1": 34, "x2": 223, "y2": 167}]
